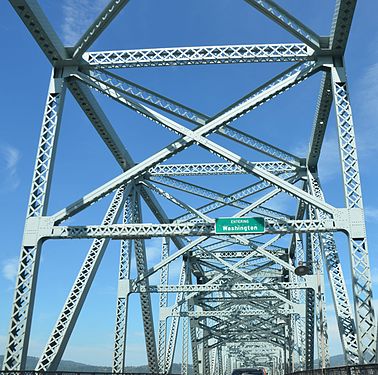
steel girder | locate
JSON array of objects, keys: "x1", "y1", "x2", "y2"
[
  {"x1": 4, "y1": 0, "x2": 375, "y2": 373},
  {"x1": 9, "y1": 0, "x2": 67, "y2": 64},
  {"x1": 25, "y1": 218, "x2": 344, "y2": 240},
  {"x1": 149, "y1": 162, "x2": 293, "y2": 176},
  {"x1": 83, "y1": 43, "x2": 313, "y2": 69}
]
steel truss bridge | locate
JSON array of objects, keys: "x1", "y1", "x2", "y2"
[{"x1": 2, "y1": 1, "x2": 377, "y2": 374}]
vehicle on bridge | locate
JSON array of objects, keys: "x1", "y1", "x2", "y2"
[{"x1": 231, "y1": 367, "x2": 267, "y2": 375}]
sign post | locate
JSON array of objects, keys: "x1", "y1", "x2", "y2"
[{"x1": 215, "y1": 217, "x2": 265, "y2": 234}]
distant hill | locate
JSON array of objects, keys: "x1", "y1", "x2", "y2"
[
  {"x1": 314, "y1": 354, "x2": 345, "y2": 368},
  {"x1": 0, "y1": 354, "x2": 346, "y2": 372},
  {"x1": 0, "y1": 356, "x2": 188, "y2": 373},
  {"x1": 330, "y1": 354, "x2": 345, "y2": 367}
]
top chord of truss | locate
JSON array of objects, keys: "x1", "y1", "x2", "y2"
[{"x1": 82, "y1": 43, "x2": 314, "y2": 69}]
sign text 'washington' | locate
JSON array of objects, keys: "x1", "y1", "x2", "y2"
[{"x1": 215, "y1": 217, "x2": 265, "y2": 234}]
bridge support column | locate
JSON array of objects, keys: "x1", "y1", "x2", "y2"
[
  {"x1": 2, "y1": 71, "x2": 66, "y2": 371},
  {"x1": 305, "y1": 227, "x2": 315, "y2": 369},
  {"x1": 197, "y1": 324, "x2": 204, "y2": 375},
  {"x1": 292, "y1": 232, "x2": 306, "y2": 371},
  {"x1": 331, "y1": 66, "x2": 376, "y2": 363},
  {"x1": 157, "y1": 237, "x2": 170, "y2": 373},
  {"x1": 112, "y1": 192, "x2": 134, "y2": 372},
  {"x1": 217, "y1": 345, "x2": 223, "y2": 375},
  {"x1": 200, "y1": 317, "x2": 210, "y2": 375},
  {"x1": 308, "y1": 203, "x2": 330, "y2": 368},
  {"x1": 181, "y1": 259, "x2": 190, "y2": 375},
  {"x1": 307, "y1": 174, "x2": 360, "y2": 364},
  {"x1": 189, "y1": 299, "x2": 200, "y2": 375},
  {"x1": 224, "y1": 347, "x2": 231, "y2": 375},
  {"x1": 133, "y1": 193, "x2": 159, "y2": 372}
]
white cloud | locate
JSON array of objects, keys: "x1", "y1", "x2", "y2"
[
  {"x1": 354, "y1": 62, "x2": 378, "y2": 154},
  {"x1": 2, "y1": 257, "x2": 19, "y2": 282},
  {"x1": 0, "y1": 144, "x2": 21, "y2": 191},
  {"x1": 365, "y1": 207, "x2": 378, "y2": 223},
  {"x1": 0, "y1": 335, "x2": 7, "y2": 355},
  {"x1": 370, "y1": 268, "x2": 378, "y2": 286},
  {"x1": 62, "y1": 0, "x2": 108, "y2": 46},
  {"x1": 146, "y1": 238, "x2": 164, "y2": 264},
  {"x1": 147, "y1": 253, "x2": 183, "y2": 285},
  {"x1": 358, "y1": 63, "x2": 378, "y2": 122},
  {"x1": 317, "y1": 137, "x2": 341, "y2": 181},
  {"x1": 263, "y1": 191, "x2": 294, "y2": 213}
]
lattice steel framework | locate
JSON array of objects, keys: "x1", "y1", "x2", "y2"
[{"x1": 3, "y1": 1, "x2": 376, "y2": 374}]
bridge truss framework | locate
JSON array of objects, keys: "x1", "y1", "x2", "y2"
[{"x1": 3, "y1": 1, "x2": 376, "y2": 374}]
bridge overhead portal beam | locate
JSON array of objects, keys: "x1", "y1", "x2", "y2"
[{"x1": 3, "y1": 0, "x2": 375, "y2": 373}]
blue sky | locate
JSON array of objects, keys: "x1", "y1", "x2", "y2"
[{"x1": 1, "y1": 0, "x2": 378, "y2": 367}]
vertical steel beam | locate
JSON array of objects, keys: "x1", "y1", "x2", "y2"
[
  {"x1": 181, "y1": 303, "x2": 189, "y2": 375},
  {"x1": 305, "y1": 224, "x2": 315, "y2": 369},
  {"x1": 308, "y1": 206, "x2": 330, "y2": 368},
  {"x1": 225, "y1": 347, "x2": 231, "y2": 375},
  {"x1": 164, "y1": 264, "x2": 186, "y2": 374},
  {"x1": 27, "y1": 71, "x2": 66, "y2": 219},
  {"x1": 181, "y1": 259, "x2": 190, "y2": 375},
  {"x1": 158, "y1": 238, "x2": 170, "y2": 373},
  {"x1": 330, "y1": 0, "x2": 357, "y2": 53},
  {"x1": 203, "y1": 320, "x2": 211, "y2": 375},
  {"x1": 3, "y1": 71, "x2": 66, "y2": 371},
  {"x1": 112, "y1": 192, "x2": 133, "y2": 372},
  {"x1": 217, "y1": 345, "x2": 223, "y2": 375},
  {"x1": 293, "y1": 234, "x2": 306, "y2": 371},
  {"x1": 307, "y1": 72, "x2": 333, "y2": 169},
  {"x1": 332, "y1": 66, "x2": 376, "y2": 363},
  {"x1": 210, "y1": 347, "x2": 217, "y2": 375},
  {"x1": 180, "y1": 261, "x2": 190, "y2": 375},
  {"x1": 308, "y1": 174, "x2": 359, "y2": 364},
  {"x1": 189, "y1": 299, "x2": 200, "y2": 375},
  {"x1": 132, "y1": 193, "x2": 159, "y2": 372},
  {"x1": 196, "y1": 306, "x2": 206, "y2": 375}
]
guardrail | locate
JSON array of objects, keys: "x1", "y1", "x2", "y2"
[
  {"x1": 290, "y1": 364, "x2": 378, "y2": 375},
  {"x1": 0, "y1": 372, "x2": 169, "y2": 375}
]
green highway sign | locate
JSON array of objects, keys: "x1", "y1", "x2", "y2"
[{"x1": 215, "y1": 217, "x2": 265, "y2": 234}]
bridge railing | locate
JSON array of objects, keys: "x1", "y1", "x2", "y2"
[
  {"x1": 290, "y1": 364, "x2": 378, "y2": 375},
  {"x1": 0, "y1": 372, "x2": 164, "y2": 375}
]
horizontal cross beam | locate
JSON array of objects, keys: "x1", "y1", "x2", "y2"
[
  {"x1": 139, "y1": 280, "x2": 315, "y2": 293},
  {"x1": 82, "y1": 43, "x2": 313, "y2": 68},
  {"x1": 30, "y1": 218, "x2": 341, "y2": 241}
]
